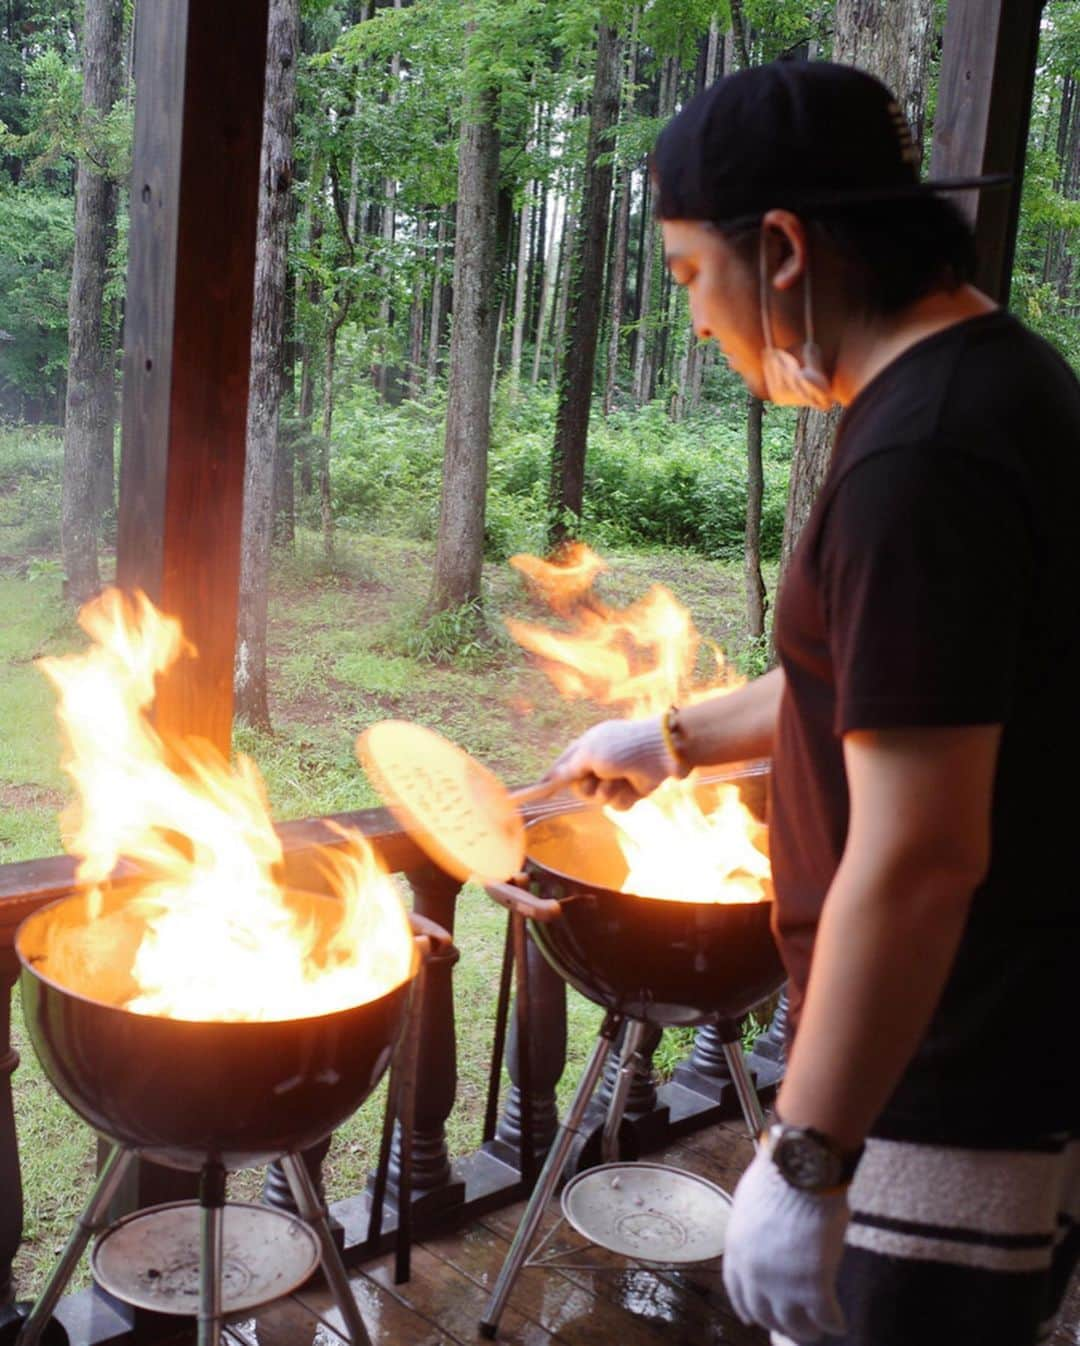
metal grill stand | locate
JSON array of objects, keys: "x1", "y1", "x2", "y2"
[
  {"x1": 6, "y1": 1143, "x2": 375, "y2": 1346},
  {"x1": 4, "y1": 950, "x2": 438, "y2": 1346},
  {"x1": 479, "y1": 891, "x2": 769, "y2": 1339}
]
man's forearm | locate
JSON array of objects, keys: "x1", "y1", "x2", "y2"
[{"x1": 678, "y1": 666, "x2": 783, "y2": 768}]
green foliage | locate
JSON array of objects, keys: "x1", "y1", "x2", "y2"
[
  {"x1": 0, "y1": 185, "x2": 73, "y2": 413},
  {"x1": 328, "y1": 378, "x2": 790, "y2": 563},
  {"x1": 395, "y1": 598, "x2": 498, "y2": 666},
  {"x1": 0, "y1": 424, "x2": 63, "y2": 551},
  {"x1": 732, "y1": 632, "x2": 771, "y2": 679}
]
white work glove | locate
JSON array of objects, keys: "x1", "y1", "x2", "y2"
[
  {"x1": 547, "y1": 716, "x2": 686, "y2": 809},
  {"x1": 723, "y1": 1147, "x2": 849, "y2": 1343}
]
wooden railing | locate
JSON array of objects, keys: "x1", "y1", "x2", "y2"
[{"x1": 0, "y1": 778, "x2": 786, "y2": 1344}]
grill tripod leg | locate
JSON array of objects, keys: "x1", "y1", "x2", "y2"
[
  {"x1": 601, "y1": 1019, "x2": 647, "y2": 1163},
  {"x1": 15, "y1": 1146, "x2": 136, "y2": 1346},
  {"x1": 196, "y1": 1163, "x2": 226, "y2": 1346},
  {"x1": 721, "y1": 1038, "x2": 767, "y2": 1138},
  {"x1": 281, "y1": 1153, "x2": 373, "y2": 1346},
  {"x1": 479, "y1": 1016, "x2": 620, "y2": 1340}
]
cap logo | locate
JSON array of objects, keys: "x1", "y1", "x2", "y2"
[{"x1": 887, "y1": 99, "x2": 920, "y2": 166}]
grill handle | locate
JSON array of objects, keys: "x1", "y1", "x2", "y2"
[
  {"x1": 484, "y1": 880, "x2": 563, "y2": 924},
  {"x1": 408, "y1": 911, "x2": 455, "y2": 957}
]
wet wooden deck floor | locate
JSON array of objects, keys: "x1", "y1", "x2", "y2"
[{"x1": 163, "y1": 1118, "x2": 1080, "y2": 1346}]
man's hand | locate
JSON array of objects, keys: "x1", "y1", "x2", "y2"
[
  {"x1": 722, "y1": 1148, "x2": 849, "y2": 1342},
  {"x1": 546, "y1": 716, "x2": 685, "y2": 808}
]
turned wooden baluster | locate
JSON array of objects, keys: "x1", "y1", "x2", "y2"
[
  {"x1": 490, "y1": 927, "x2": 566, "y2": 1180},
  {"x1": 263, "y1": 1137, "x2": 333, "y2": 1217},
  {"x1": 746, "y1": 985, "x2": 789, "y2": 1091},
  {"x1": 384, "y1": 864, "x2": 465, "y2": 1215},
  {"x1": 673, "y1": 1020, "x2": 740, "y2": 1107},
  {"x1": 0, "y1": 954, "x2": 22, "y2": 1308},
  {"x1": 596, "y1": 1020, "x2": 662, "y2": 1114}
]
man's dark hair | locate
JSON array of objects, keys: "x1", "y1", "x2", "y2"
[
  {"x1": 649, "y1": 58, "x2": 986, "y2": 318},
  {"x1": 712, "y1": 194, "x2": 977, "y2": 318},
  {"x1": 802, "y1": 195, "x2": 977, "y2": 315}
]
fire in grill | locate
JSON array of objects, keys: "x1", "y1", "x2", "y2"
[
  {"x1": 17, "y1": 886, "x2": 417, "y2": 1172},
  {"x1": 518, "y1": 782, "x2": 781, "y2": 1027},
  {"x1": 7, "y1": 590, "x2": 442, "y2": 1346},
  {"x1": 473, "y1": 550, "x2": 785, "y2": 1337}
]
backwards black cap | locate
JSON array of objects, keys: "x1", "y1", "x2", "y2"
[{"x1": 653, "y1": 60, "x2": 1009, "y2": 226}]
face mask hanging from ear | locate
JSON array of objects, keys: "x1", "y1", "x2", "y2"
[{"x1": 758, "y1": 235, "x2": 834, "y2": 411}]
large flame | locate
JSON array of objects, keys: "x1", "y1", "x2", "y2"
[
  {"x1": 36, "y1": 589, "x2": 415, "y2": 1021},
  {"x1": 508, "y1": 545, "x2": 770, "y2": 904}
]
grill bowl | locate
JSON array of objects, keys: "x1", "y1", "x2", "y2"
[
  {"x1": 522, "y1": 779, "x2": 783, "y2": 1026},
  {"x1": 16, "y1": 888, "x2": 417, "y2": 1171}
]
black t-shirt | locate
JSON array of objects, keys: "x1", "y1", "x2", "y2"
[{"x1": 771, "y1": 309, "x2": 1080, "y2": 1142}]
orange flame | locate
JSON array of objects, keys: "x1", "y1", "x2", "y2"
[
  {"x1": 37, "y1": 589, "x2": 415, "y2": 1021},
  {"x1": 507, "y1": 545, "x2": 770, "y2": 904}
]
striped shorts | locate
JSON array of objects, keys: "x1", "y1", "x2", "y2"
[{"x1": 783, "y1": 1132, "x2": 1080, "y2": 1346}]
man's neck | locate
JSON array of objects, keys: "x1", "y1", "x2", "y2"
[{"x1": 832, "y1": 285, "x2": 998, "y2": 406}]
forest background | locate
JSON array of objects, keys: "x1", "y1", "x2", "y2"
[
  {"x1": 4, "y1": 0, "x2": 1080, "y2": 728},
  {"x1": 2, "y1": 0, "x2": 1080, "y2": 1291}
]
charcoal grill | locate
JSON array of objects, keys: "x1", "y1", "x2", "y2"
[
  {"x1": 478, "y1": 775, "x2": 784, "y2": 1337},
  {"x1": 6, "y1": 888, "x2": 451, "y2": 1346}
]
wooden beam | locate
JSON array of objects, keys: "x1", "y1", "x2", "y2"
[
  {"x1": 930, "y1": 0, "x2": 1044, "y2": 303},
  {"x1": 117, "y1": 0, "x2": 270, "y2": 752}
]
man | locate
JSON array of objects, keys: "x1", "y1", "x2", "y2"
[{"x1": 549, "y1": 62, "x2": 1079, "y2": 1346}]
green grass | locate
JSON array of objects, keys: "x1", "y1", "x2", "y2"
[{"x1": 0, "y1": 431, "x2": 777, "y2": 1296}]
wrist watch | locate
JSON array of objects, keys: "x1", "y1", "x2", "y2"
[{"x1": 761, "y1": 1120, "x2": 864, "y2": 1193}]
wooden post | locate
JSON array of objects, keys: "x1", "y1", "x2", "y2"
[
  {"x1": 109, "y1": 0, "x2": 270, "y2": 1318},
  {"x1": 117, "y1": 0, "x2": 270, "y2": 749},
  {"x1": 930, "y1": 0, "x2": 1043, "y2": 303}
]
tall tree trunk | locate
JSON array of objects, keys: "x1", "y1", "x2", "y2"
[
  {"x1": 407, "y1": 211, "x2": 428, "y2": 398},
  {"x1": 429, "y1": 83, "x2": 501, "y2": 612},
  {"x1": 235, "y1": 0, "x2": 298, "y2": 729},
  {"x1": 531, "y1": 190, "x2": 561, "y2": 386},
  {"x1": 1051, "y1": 78, "x2": 1080, "y2": 299},
  {"x1": 550, "y1": 182, "x2": 577, "y2": 387},
  {"x1": 319, "y1": 162, "x2": 356, "y2": 561},
  {"x1": 374, "y1": 0, "x2": 402, "y2": 400},
  {"x1": 347, "y1": 86, "x2": 363, "y2": 239},
  {"x1": 672, "y1": 17, "x2": 721, "y2": 420},
  {"x1": 274, "y1": 427, "x2": 295, "y2": 545},
  {"x1": 725, "y1": 0, "x2": 769, "y2": 640},
  {"x1": 509, "y1": 187, "x2": 532, "y2": 391},
  {"x1": 548, "y1": 23, "x2": 621, "y2": 543},
  {"x1": 426, "y1": 206, "x2": 448, "y2": 388},
  {"x1": 321, "y1": 304, "x2": 348, "y2": 560},
  {"x1": 633, "y1": 60, "x2": 677, "y2": 405},
  {"x1": 603, "y1": 6, "x2": 639, "y2": 417},
  {"x1": 61, "y1": 0, "x2": 122, "y2": 605},
  {"x1": 777, "y1": 0, "x2": 936, "y2": 592},
  {"x1": 1042, "y1": 77, "x2": 1071, "y2": 284},
  {"x1": 730, "y1": 0, "x2": 752, "y2": 68},
  {"x1": 297, "y1": 201, "x2": 323, "y2": 496},
  {"x1": 654, "y1": 261, "x2": 673, "y2": 398}
]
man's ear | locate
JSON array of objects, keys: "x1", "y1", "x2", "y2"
[{"x1": 762, "y1": 209, "x2": 808, "y2": 291}]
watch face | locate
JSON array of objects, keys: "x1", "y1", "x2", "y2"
[{"x1": 773, "y1": 1131, "x2": 842, "y2": 1191}]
